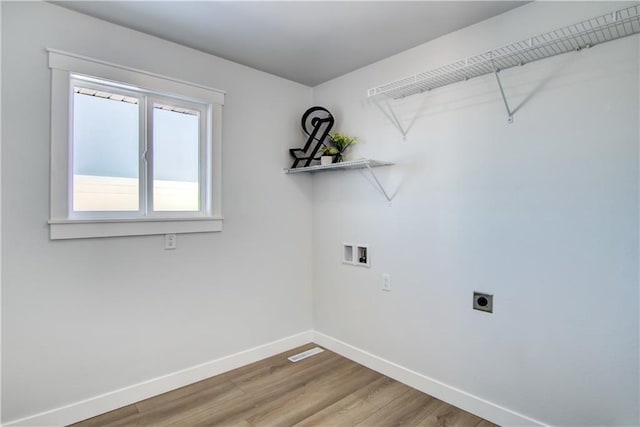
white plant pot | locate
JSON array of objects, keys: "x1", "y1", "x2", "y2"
[{"x1": 320, "y1": 156, "x2": 333, "y2": 166}]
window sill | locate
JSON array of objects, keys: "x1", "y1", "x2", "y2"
[{"x1": 48, "y1": 217, "x2": 223, "y2": 240}]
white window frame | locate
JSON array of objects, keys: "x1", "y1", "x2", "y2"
[
  {"x1": 69, "y1": 78, "x2": 145, "y2": 221},
  {"x1": 145, "y1": 95, "x2": 209, "y2": 219},
  {"x1": 48, "y1": 49, "x2": 224, "y2": 239}
]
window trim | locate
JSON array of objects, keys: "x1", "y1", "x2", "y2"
[{"x1": 48, "y1": 49, "x2": 224, "y2": 239}]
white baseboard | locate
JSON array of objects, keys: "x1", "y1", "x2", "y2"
[
  {"x1": 4, "y1": 330, "x2": 313, "y2": 427},
  {"x1": 4, "y1": 330, "x2": 546, "y2": 427},
  {"x1": 312, "y1": 331, "x2": 548, "y2": 427}
]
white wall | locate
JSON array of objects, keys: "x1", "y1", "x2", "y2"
[
  {"x1": 1, "y1": 2, "x2": 313, "y2": 423},
  {"x1": 312, "y1": 2, "x2": 639, "y2": 426}
]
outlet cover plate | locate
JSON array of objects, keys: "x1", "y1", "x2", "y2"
[
  {"x1": 473, "y1": 292, "x2": 493, "y2": 313},
  {"x1": 382, "y1": 274, "x2": 391, "y2": 292},
  {"x1": 164, "y1": 233, "x2": 177, "y2": 250}
]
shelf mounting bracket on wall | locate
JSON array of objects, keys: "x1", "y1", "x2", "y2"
[
  {"x1": 372, "y1": 98, "x2": 408, "y2": 139},
  {"x1": 489, "y1": 56, "x2": 514, "y2": 124},
  {"x1": 363, "y1": 162, "x2": 393, "y2": 202},
  {"x1": 284, "y1": 159, "x2": 394, "y2": 203}
]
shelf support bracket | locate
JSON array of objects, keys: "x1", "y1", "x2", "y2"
[
  {"x1": 373, "y1": 98, "x2": 408, "y2": 139},
  {"x1": 490, "y1": 59, "x2": 514, "y2": 124},
  {"x1": 364, "y1": 163, "x2": 392, "y2": 202}
]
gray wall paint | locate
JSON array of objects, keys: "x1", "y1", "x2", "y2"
[
  {"x1": 311, "y1": 2, "x2": 639, "y2": 425},
  {"x1": 1, "y1": 2, "x2": 313, "y2": 422}
]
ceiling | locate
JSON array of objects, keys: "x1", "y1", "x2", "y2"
[{"x1": 53, "y1": 1, "x2": 527, "y2": 87}]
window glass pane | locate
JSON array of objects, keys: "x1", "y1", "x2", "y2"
[
  {"x1": 73, "y1": 88, "x2": 139, "y2": 211},
  {"x1": 153, "y1": 105, "x2": 200, "y2": 211}
]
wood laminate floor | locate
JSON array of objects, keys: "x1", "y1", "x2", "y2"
[{"x1": 72, "y1": 344, "x2": 497, "y2": 427}]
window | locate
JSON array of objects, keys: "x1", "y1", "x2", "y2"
[
  {"x1": 48, "y1": 50, "x2": 224, "y2": 239},
  {"x1": 70, "y1": 82, "x2": 205, "y2": 216},
  {"x1": 72, "y1": 84, "x2": 141, "y2": 214}
]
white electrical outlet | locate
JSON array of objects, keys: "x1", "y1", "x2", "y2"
[
  {"x1": 164, "y1": 233, "x2": 177, "y2": 250},
  {"x1": 382, "y1": 274, "x2": 391, "y2": 292}
]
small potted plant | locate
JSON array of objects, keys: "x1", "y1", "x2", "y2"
[
  {"x1": 326, "y1": 132, "x2": 357, "y2": 163},
  {"x1": 320, "y1": 145, "x2": 339, "y2": 165}
]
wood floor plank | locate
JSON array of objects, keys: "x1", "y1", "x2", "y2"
[
  {"x1": 234, "y1": 357, "x2": 362, "y2": 425},
  {"x1": 135, "y1": 371, "x2": 235, "y2": 413},
  {"x1": 415, "y1": 399, "x2": 484, "y2": 427},
  {"x1": 166, "y1": 350, "x2": 348, "y2": 426},
  {"x1": 246, "y1": 362, "x2": 381, "y2": 426},
  {"x1": 70, "y1": 404, "x2": 139, "y2": 427},
  {"x1": 293, "y1": 375, "x2": 412, "y2": 426},
  {"x1": 69, "y1": 344, "x2": 497, "y2": 427},
  {"x1": 230, "y1": 348, "x2": 341, "y2": 395},
  {"x1": 230, "y1": 355, "x2": 353, "y2": 415},
  {"x1": 134, "y1": 380, "x2": 245, "y2": 426},
  {"x1": 223, "y1": 343, "x2": 323, "y2": 386},
  {"x1": 355, "y1": 388, "x2": 440, "y2": 426},
  {"x1": 165, "y1": 389, "x2": 256, "y2": 426}
]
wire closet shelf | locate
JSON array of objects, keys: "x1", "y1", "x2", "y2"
[{"x1": 367, "y1": 5, "x2": 640, "y2": 100}]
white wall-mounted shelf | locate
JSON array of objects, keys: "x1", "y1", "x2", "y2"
[
  {"x1": 368, "y1": 5, "x2": 640, "y2": 134},
  {"x1": 284, "y1": 158, "x2": 394, "y2": 202},
  {"x1": 284, "y1": 158, "x2": 392, "y2": 174}
]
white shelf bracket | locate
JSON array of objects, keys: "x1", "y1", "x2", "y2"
[
  {"x1": 284, "y1": 159, "x2": 394, "y2": 203},
  {"x1": 373, "y1": 98, "x2": 408, "y2": 139},
  {"x1": 490, "y1": 58, "x2": 514, "y2": 124},
  {"x1": 364, "y1": 163, "x2": 392, "y2": 202}
]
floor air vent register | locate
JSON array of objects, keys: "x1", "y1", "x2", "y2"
[{"x1": 288, "y1": 347, "x2": 325, "y2": 362}]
